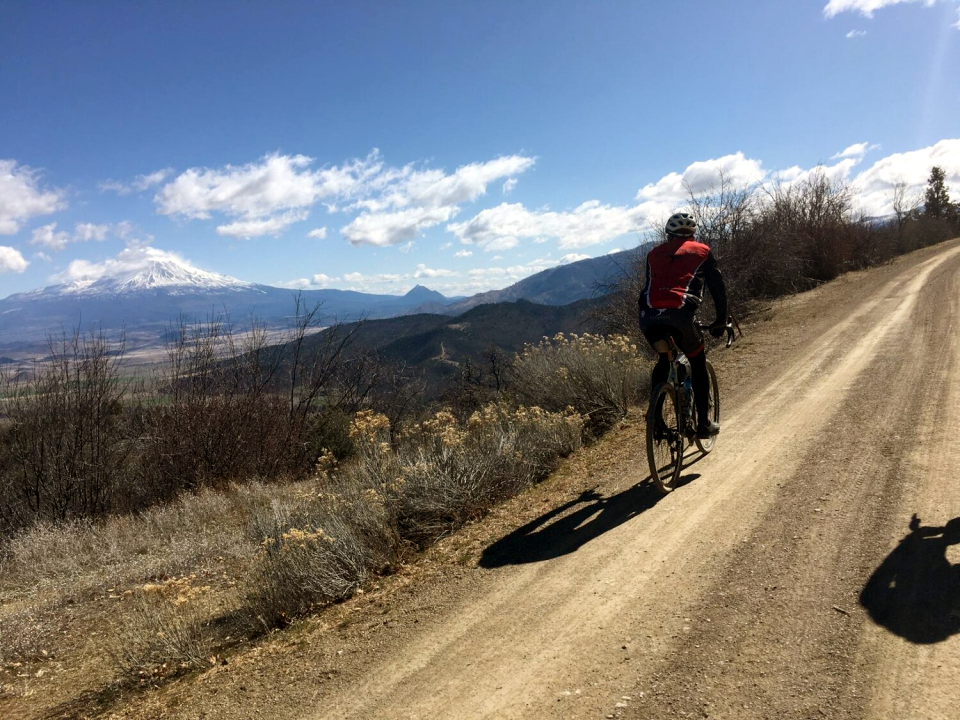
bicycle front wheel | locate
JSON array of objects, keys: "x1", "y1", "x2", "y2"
[
  {"x1": 646, "y1": 383, "x2": 683, "y2": 493},
  {"x1": 694, "y1": 359, "x2": 720, "y2": 454}
]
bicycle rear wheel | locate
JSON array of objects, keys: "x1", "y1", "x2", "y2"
[
  {"x1": 694, "y1": 359, "x2": 720, "y2": 454},
  {"x1": 646, "y1": 383, "x2": 683, "y2": 493}
]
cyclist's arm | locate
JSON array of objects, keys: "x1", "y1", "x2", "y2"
[
  {"x1": 638, "y1": 256, "x2": 653, "y2": 312},
  {"x1": 703, "y1": 252, "x2": 728, "y2": 322}
]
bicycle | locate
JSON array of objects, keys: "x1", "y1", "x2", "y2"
[{"x1": 645, "y1": 319, "x2": 738, "y2": 494}]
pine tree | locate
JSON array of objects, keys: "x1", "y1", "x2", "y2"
[{"x1": 923, "y1": 166, "x2": 952, "y2": 220}]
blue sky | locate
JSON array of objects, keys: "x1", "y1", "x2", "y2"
[{"x1": 2, "y1": 0, "x2": 959, "y2": 298}]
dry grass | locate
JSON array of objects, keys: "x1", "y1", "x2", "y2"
[
  {"x1": 511, "y1": 333, "x2": 648, "y2": 434},
  {"x1": 0, "y1": 399, "x2": 586, "y2": 709}
]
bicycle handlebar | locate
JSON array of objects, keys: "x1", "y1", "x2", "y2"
[{"x1": 696, "y1": 319, "x2": 740, "y2": 348}]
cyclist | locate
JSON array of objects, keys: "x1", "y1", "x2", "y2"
[{"x1": 638, "y1": 212, "x2": 728, "y2": 438}]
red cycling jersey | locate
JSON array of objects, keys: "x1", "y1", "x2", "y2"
[{"x1": 639, "y1": 236, "x2": 727, "y2": 318}]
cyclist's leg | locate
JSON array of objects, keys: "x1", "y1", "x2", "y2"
[
  {"x1": 639, "y1": 319, "x2": 674, "y2": 432},
  {"x1": 687, "y1": 350, "x2": 711, "y2": 426},
  {"x1": 669, "y1": 311, "x2": 718, "y2": 435}
]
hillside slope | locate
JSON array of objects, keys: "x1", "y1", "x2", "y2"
[
  {"x1": 304, "y1": 297, "x2": 604, "y2": 395},
  {"x1": 434, "y1": 248, "x2": 641, "y2": 315},
  {"x1": 82, "y1": 238, "x2": 960, "y2": 720}
]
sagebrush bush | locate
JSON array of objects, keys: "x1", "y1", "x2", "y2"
[
  {"x1": 245, "y1": 466, "x2": 399, "y2": 628},
  {"x1": 394, "y1": 405, "x2": 583, "y2": 544},
  {"x1": 245, "y1": 404, "x2": 583, "y2": 624},
  {"x1": 511, "y1": 333, "x2": 648, "y2": 434},
  {"x1": 112, "y1": 575, "x2": 224, "y2": 678}
]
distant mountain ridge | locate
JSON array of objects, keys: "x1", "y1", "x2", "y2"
[
  {"x1": 433, "y1": 249, "x2": 639, "y2": 315},
  {"x1": 0, "y1": 254, "x2": 461, "y2": 350},
  {"x1": 299, "y1": 296, "x2": 606, "y2": 399},
  {"x1": 0, "y1": 247, "x2": 640, "y2": 354}
]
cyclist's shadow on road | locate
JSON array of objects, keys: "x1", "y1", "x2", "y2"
[
  {"x1": 859, "y1": 515, "x2": 960, "y2": 644},
  {"x1": 479, "y1": 472, "x2": 699, "y2": 568}
]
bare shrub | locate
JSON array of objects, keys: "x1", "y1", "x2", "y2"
[
  {"x1": 0, "y1": 329, "x2": 129, "y2": 530},
  {"x1": 245, "y1": 469, "x2": 399, "y2": 628},
  {"x1": 392, "y1": 405, "x2": 583, "y2": 545},
  {"x1": 111, "y1": 575, "x2": 225, "y2": 678},
  {"x1": 127, "y1": 300, "x2": 376, "y2": 507},
  {"x1": 510, "y1": 333, "x2": 648, "y2": 434}
]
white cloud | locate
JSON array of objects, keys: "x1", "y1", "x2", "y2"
[
  {"x1": 29, "y1": 223, "x2": 70, "y2": 251},
  {"x1": 607, "y1": 247, "x2": 623, "y2": 254},
  {"x1": 846, "y1": 29, "x2": 869, "y2": 37},
  {"x1": 340, "y1": 155, "x2": 534, "y2": 246},
  {"x1": 33, "y1": 251, "x2": 52, "y2": 262},
  {"x1": 342, "y1": 206, "x2": 458, "y2": 247},
  {"x1": 832, "y1": 141, "x2": 879, "y2": 159},
  {"x1": 155, "y1": 150, "x2": 534, "y2": 243},
  {"x1": 454, "y1": 249, "x2": 473, "y2": 258},
  {"x1": 851, "y1": 138, "x2": 960, "y2": 215},
  {"x1": 560, "y1": 253, "x2": 591, "y2": 264},
  {"x1": 448, "y1": 200, "x2": 645, "y2": 250},
  {"x1": 216, "y1": 210, "x2": 309, "y2": 239},
  {"x1": 824, "y1": 0, "x2": 940, "y2": 20},
  {"x1": 101, "y1": 168, "x2": 174, "y2": 195},
  {"x1": 73, "y1": 222, "x2": 111, "y2": 242},
  {"x1": 635, "y1": 152, "x2": 767, "y2": 221},
  {"x1": 338, "y1": 271, "x2": 406, "y2": 291},
  {"x1": 307, "y1": 227, "x2": 328, "y2": 239},
  {"x1": 30, "y1": 221, "x2": 118, "y2": 252},
  {"x1": 49, "y1": 245, "x2": 206, "y2": 285},
  {"x1": 503, "y1": 178, "x2": 518, "y2": 195},
  {"x1": 399, "y1": 241, "x2": 414, "y2": 254},
  {"x1": 413, "y1": 264, "x2": 456, "y2": 278},
  {"x1": 281, "y1": 272, "x2": 339, "y2": 289},
  {"x1": 393, "y1": 155, "x2": 534, "y2": 210},
  {"x1": 0, "y1": 159, "x2": 66, "y2": 235},
  {"x1": 0, "y1": 246, "x2": 29, "y2": 274},
  {"x1": 157, "y1": 152, "x2": 375, "y2": 220}
]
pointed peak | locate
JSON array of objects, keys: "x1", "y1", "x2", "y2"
[{"x1": 404, "y1": 284, "x2": 445, "y2": 300}]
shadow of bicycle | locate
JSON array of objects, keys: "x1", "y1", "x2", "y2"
[
  {"x1": 859, "y1": 515, "x2": 960, "y2": 644},
  {"x1": 478, "y1": 471, "x2": 700, "y2": 568}
]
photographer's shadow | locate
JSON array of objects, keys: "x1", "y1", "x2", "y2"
[
  {"x1": 479, "y1": 473, "x2": 699, "y2": 568},
  {"x1": 859, "y1": 515, "x2": 960, "y2": 644}
]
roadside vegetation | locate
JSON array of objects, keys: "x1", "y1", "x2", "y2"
[
  {"x1": 597, "y1": 165, "x2": 960, "y2": 335},
  {"x1": 0, "y1": 165, "x2": 956, "y2": 708}
]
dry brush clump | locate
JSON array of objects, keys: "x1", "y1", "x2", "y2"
[
  {"x1": 392, "y1": 404, "x2": 583, "y2": 544},
  {"x1": 111, "y1": 574, "x2": 228, "y2": 679},
  {"x1": 245, "y1": 466, "x2": 400, "y2": 628},
  {"x1": 246, "y1": 404, "x2": 583, "y2": 625},
  {"x1": 510, "y1": 333, "x2": 648, "y2": 434},
  {"x1": 0, "y1": 330, "x2": 130, "y2": 530}
]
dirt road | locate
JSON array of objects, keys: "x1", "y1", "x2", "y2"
[{"x1": 121, "y1": 240, "x2": 960, "y2": 720}]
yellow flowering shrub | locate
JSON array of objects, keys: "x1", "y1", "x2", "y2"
[{"x1": 512, "y1": 332, "x2": 648, "y2": 433}]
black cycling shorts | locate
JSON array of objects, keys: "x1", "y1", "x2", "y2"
[{"x1": 638, "y1": 307, "x2": 704, "y2": 357}]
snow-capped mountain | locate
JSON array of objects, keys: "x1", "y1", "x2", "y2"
[
  {"x1": 15, "y1": 248, "x2": 258, "y2": 300},
  {"x1": 0, "y1": 249, "x2": 459, "y2": 351}
]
